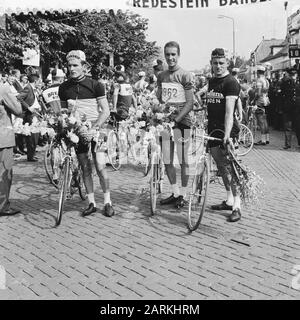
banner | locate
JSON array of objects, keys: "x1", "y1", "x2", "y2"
[
  {"x1": 0, "y1": 0, "x2": 283, "y2": 14},
  {"x1": 129, "y1": 0, "x2": 273, "y2": 10},
  {"x1": 22, "y1": 48, "x2": 40, "y2": 66}
]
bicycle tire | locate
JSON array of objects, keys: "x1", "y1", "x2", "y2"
[
  {"x1": 150, "y1": 153, "x2": 160, "y2": 215},
  {"x1": 57, "y1": 157, "x2": 70, "y2": 226},
  {"x1": 237, "y1": 124, "x2": 254, "y2": 156},
  {"x1": 76, "y1": 167, "x2": 86, "y2": 201},
  {"x1": 107, "y1": 130, "x2": 121, "y2": 171},
  {"x1": 143, "y1": 143, "x2": 152, "y2": 176},
  {"x1": 44, "y1": 142, "x2": 59, "y2": 189},
  {"x1": 187, "y1": 157, "x2": 210, "y2": 231}
]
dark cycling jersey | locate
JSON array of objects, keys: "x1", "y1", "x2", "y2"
[
  {"x1": 58, "y1": 76, "x2": 106, "y2": 154},
  {"x1": 157, "y1": 65, "x2": 193, "y2": 127},
  {"x1": 58, "y1": 76, "x2": 105, "y2": 122},
  {"x1": 207, "y1": 74, "x2": 240, "y2": 144}
]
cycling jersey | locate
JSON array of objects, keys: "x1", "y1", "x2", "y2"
[
  {"x1": 157, "y1": 65, "x2": 193, "y2": 127},
  {"x1": 58, "y1": 76, "x2": 105, "y2": 122},
  {"x1": 114, "y1": 82, "x2": 134, "y2": 120},
  {"x1": 42, "y1": 83, "x2": 61, "y2": 114},
  {"x1": 207, "y1": 73, "x2": 240, "y2": 143},
  {"x1": 254, "y1": 77, "x2": 269, "y2": 107}
]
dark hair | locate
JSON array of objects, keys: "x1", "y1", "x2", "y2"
[
  {"x1": 164, "y1": 41, "x2": 180, "y2": 55},
  {"x1": 211, "y1": 48, "x2": 228, "y2": 59},
  {"x1": 257, "y1": 70, "x2": 265, "y2": 75},
  {"x1": 11, "y1": 69, "x2": 21, "y2": 76},
  {"x1": 28, "y1": 73, "x2": 40, "y2": 83}
]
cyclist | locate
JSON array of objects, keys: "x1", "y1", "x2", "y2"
[
  {"x1": 112, "y1": 71, "x2": 137, "y2": 122},
  {"x1": 157, "y1": 41, "x2": 194, "y2": 208},
  {"x1": 207, "y1": 48, "x2": 241, "y2": 222},
  {"x1": 252, "y1": 65, "x2": 270, "y2": 145},
  {"x1": 58, "y1": 50, "x2": 115, "y2": 217},
  {"x1": 42, "y1": 68, "x2": 66, "y2": 115}
]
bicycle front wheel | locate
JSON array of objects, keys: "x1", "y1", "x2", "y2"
[
  {"x1": 187, "y1": 157, "x2": 210, "y2": 231},
  {"x1": 107, "y1": 130, "x2": 121, "y2": 171},
  {"x1": 57, "y1": 157, "x2": 70, "y2": 226},
  {"x1": 76, "y1": 167, "x2": 86, "y2": 201},
  {"x1": 237, "y1": 123, "x2": 254, "y2": 156},
  {"x1": 44, "y1": 142, "x2": 59, "y2": 188}
]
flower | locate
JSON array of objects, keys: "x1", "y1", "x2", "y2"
[
  {"x1": 67, "y1": 131, "x2": 79, "y2": 144},
  {"x1": 68, "y1": 116, "x2": 77, "y2": 125},
  {"x1": 136, "y1": 110, "x2": 144, "y2": 118},
  {"x1": 155, "y1": 113, "x2": 164, "y2": 120}
]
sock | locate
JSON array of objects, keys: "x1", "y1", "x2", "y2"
[
  {"x1": 233, "y1": 196, "x2": 241, "y2": 210},
  {"x1": 261, "y1": 134, "x2": 266, "y2": 143},
  {"x1": 104, "y1": 192, "x2": 111, "y2": 205},
  {"x1": 171, "y1": 184, "x2": 180, "y2": 197},
  {"x1": 180, "y1": 186, "x2": 188, "y2": 198},
  {"x1": 226, "y1": 191, "x2": 234, "y2": 206},
  {"x1": 266, "y1": 133, "x2": 270, "y2": 142},
  {"x1": 87, "y1": 193, "x2": 96, "y2": 207}
]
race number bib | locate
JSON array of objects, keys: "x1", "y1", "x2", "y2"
[{"x1": 161, "y1": 82, "x2": 186, "y2": 104}]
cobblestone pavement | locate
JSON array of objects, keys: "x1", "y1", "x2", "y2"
[{"x1": 0, "y1": 129, "x2": 300, "y2": 300}]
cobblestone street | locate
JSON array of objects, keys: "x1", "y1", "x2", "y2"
[{"x1": 0, "y1": 129, "x2": 300, "y2": 300}]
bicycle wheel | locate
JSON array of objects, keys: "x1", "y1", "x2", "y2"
[
  {"x1": 57, "y1": 157, "x2": 70, "y2": 226},
  {"x1": 187, "y1": 157, "x2": 210, "y2": 231},
  {"x1": 143, "y1": 143, "x2": 152, "y2": 176},
  {"x1": 75, "y1": 167, "x2": 86, "y2": 201},
  {"x1": 44, "y1": 142, "x2": 59, "y2": 188},
  {"x1": 149, "y1": 153, "x2": 161, "y2": 215},
  {"x1": 248, "y1": 118, "x2": 257, "y2": 142},
  {"x1": 107, "y1": 130, "x2": 121, "y2": 170},
  {"x1": 237, "y1": 124, "x2": 254, "y2": 156}
]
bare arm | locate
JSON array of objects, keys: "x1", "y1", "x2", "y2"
[
  {"x1": 112, "y1": 86, "x2": 119, "y2": 112},
  {"x1": 92, "y1": 96, "x2": 110, "y2": 129},
  {"x1": 174, "y1": 89, "x2": 194, "y2": 123},
  {"x1": 224, "y1": 96, "x2": 237, "y2": 142}
]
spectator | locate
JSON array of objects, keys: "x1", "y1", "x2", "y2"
[
  {"x1": 134, "y1": 71, "x2": 148, "y2": 93},
  {"x1": 152, "y1": 59, "x2": 164, "y2": 78},
  {"x1": 17, "y1": 73, "x2": 41, "y2": 162},
  {"x1": 20, "y1": 74, "x2": 28, "y2": 88},
  {"x1": 281, "y1": 67, "x2": 298, "y2": 149},
  {"x1": 0, "y1": 81, "x2": 23, "y2": 216},
  {"x1": 293, "y1": 59, "x2": 300, "y2": 79}
]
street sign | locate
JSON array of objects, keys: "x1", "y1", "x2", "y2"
[{"x1": 289, "y1": 45, "x2": 300, "y2": 58}]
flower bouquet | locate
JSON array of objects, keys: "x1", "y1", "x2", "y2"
[
  {"x1": 13, "y1": 116, "x2": 55, "y2": 137},
  {"x1": 228, "y1": 150, "x2": 265, "y2": 207},
  {"x1": 46, "y1": 113, "x2": 93, "y2": 149}
]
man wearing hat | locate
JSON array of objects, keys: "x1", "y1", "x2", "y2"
[
  {"x1": 206, "y1": 47, "x2": 242, "y2": 222},
  {"x1": 59, "y1": 50, "x2": 114, "y2": 217},
  {"x1": 253, "y1": 65, "x2": 270, "y2": 145},
  {"x1": 42, "y1": 68, "x2": 66, "y2": 115},
  {"x1": 280, "y1": 67, "x2": 299, "y2": 149},
  {"x1": 17, "y1": 73, "x2": 42, "y2": 162}
]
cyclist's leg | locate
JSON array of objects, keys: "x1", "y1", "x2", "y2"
[
  {"x1": 92, "y1": 141, "x2": 114, "y2": 216},
  {"x1": 76, "y1": 142, "x2": 95, "y2": 207},
  {"x1": 174, "y1": 126, "x2": 190, "y2": 199},
  {"x1": 210, "y1": 145, "x2": 233, "y2": 206},
  {"x1": 160, "y1": 129, "x2": 179, "y2": 201}
]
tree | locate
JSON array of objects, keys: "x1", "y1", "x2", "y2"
[{"x1": 0, "y1": 10, "x2": 159, "y2": 79}]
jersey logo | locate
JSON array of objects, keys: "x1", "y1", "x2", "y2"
[{"x1": 207, "y1": 90, "x2": 224, "y2": 104}]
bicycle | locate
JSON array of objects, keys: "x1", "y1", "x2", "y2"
[
  {"x1": 56, "y1": 140, "x2": 86, "y2": 226},
  {"x1": 237, "y1": 123, "x2": 254, "y2": 156},
  {"x1": 187, "y1": 131, "x2": 223, "y2": 232},
  {"x1": 147, "y1": 131, "x2": 165, "y2": 215},
  {"x1": 106, "y1": 113, "x2": 149, "y2": 174}
]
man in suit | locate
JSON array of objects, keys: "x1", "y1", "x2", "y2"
[
  {"x1": 0, "y1": 82, "x2": 23, "y2": 216},
  {"x1": 11, "y1": 69, "x2": 26, "y2": 156},
  {"x1": 17, "y1": 73, "x2": 41, "y2": 162}
]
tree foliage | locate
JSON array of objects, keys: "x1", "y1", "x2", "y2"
[{"x1": 0, "y1": 10, "x2": 159, "y2": 78}]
